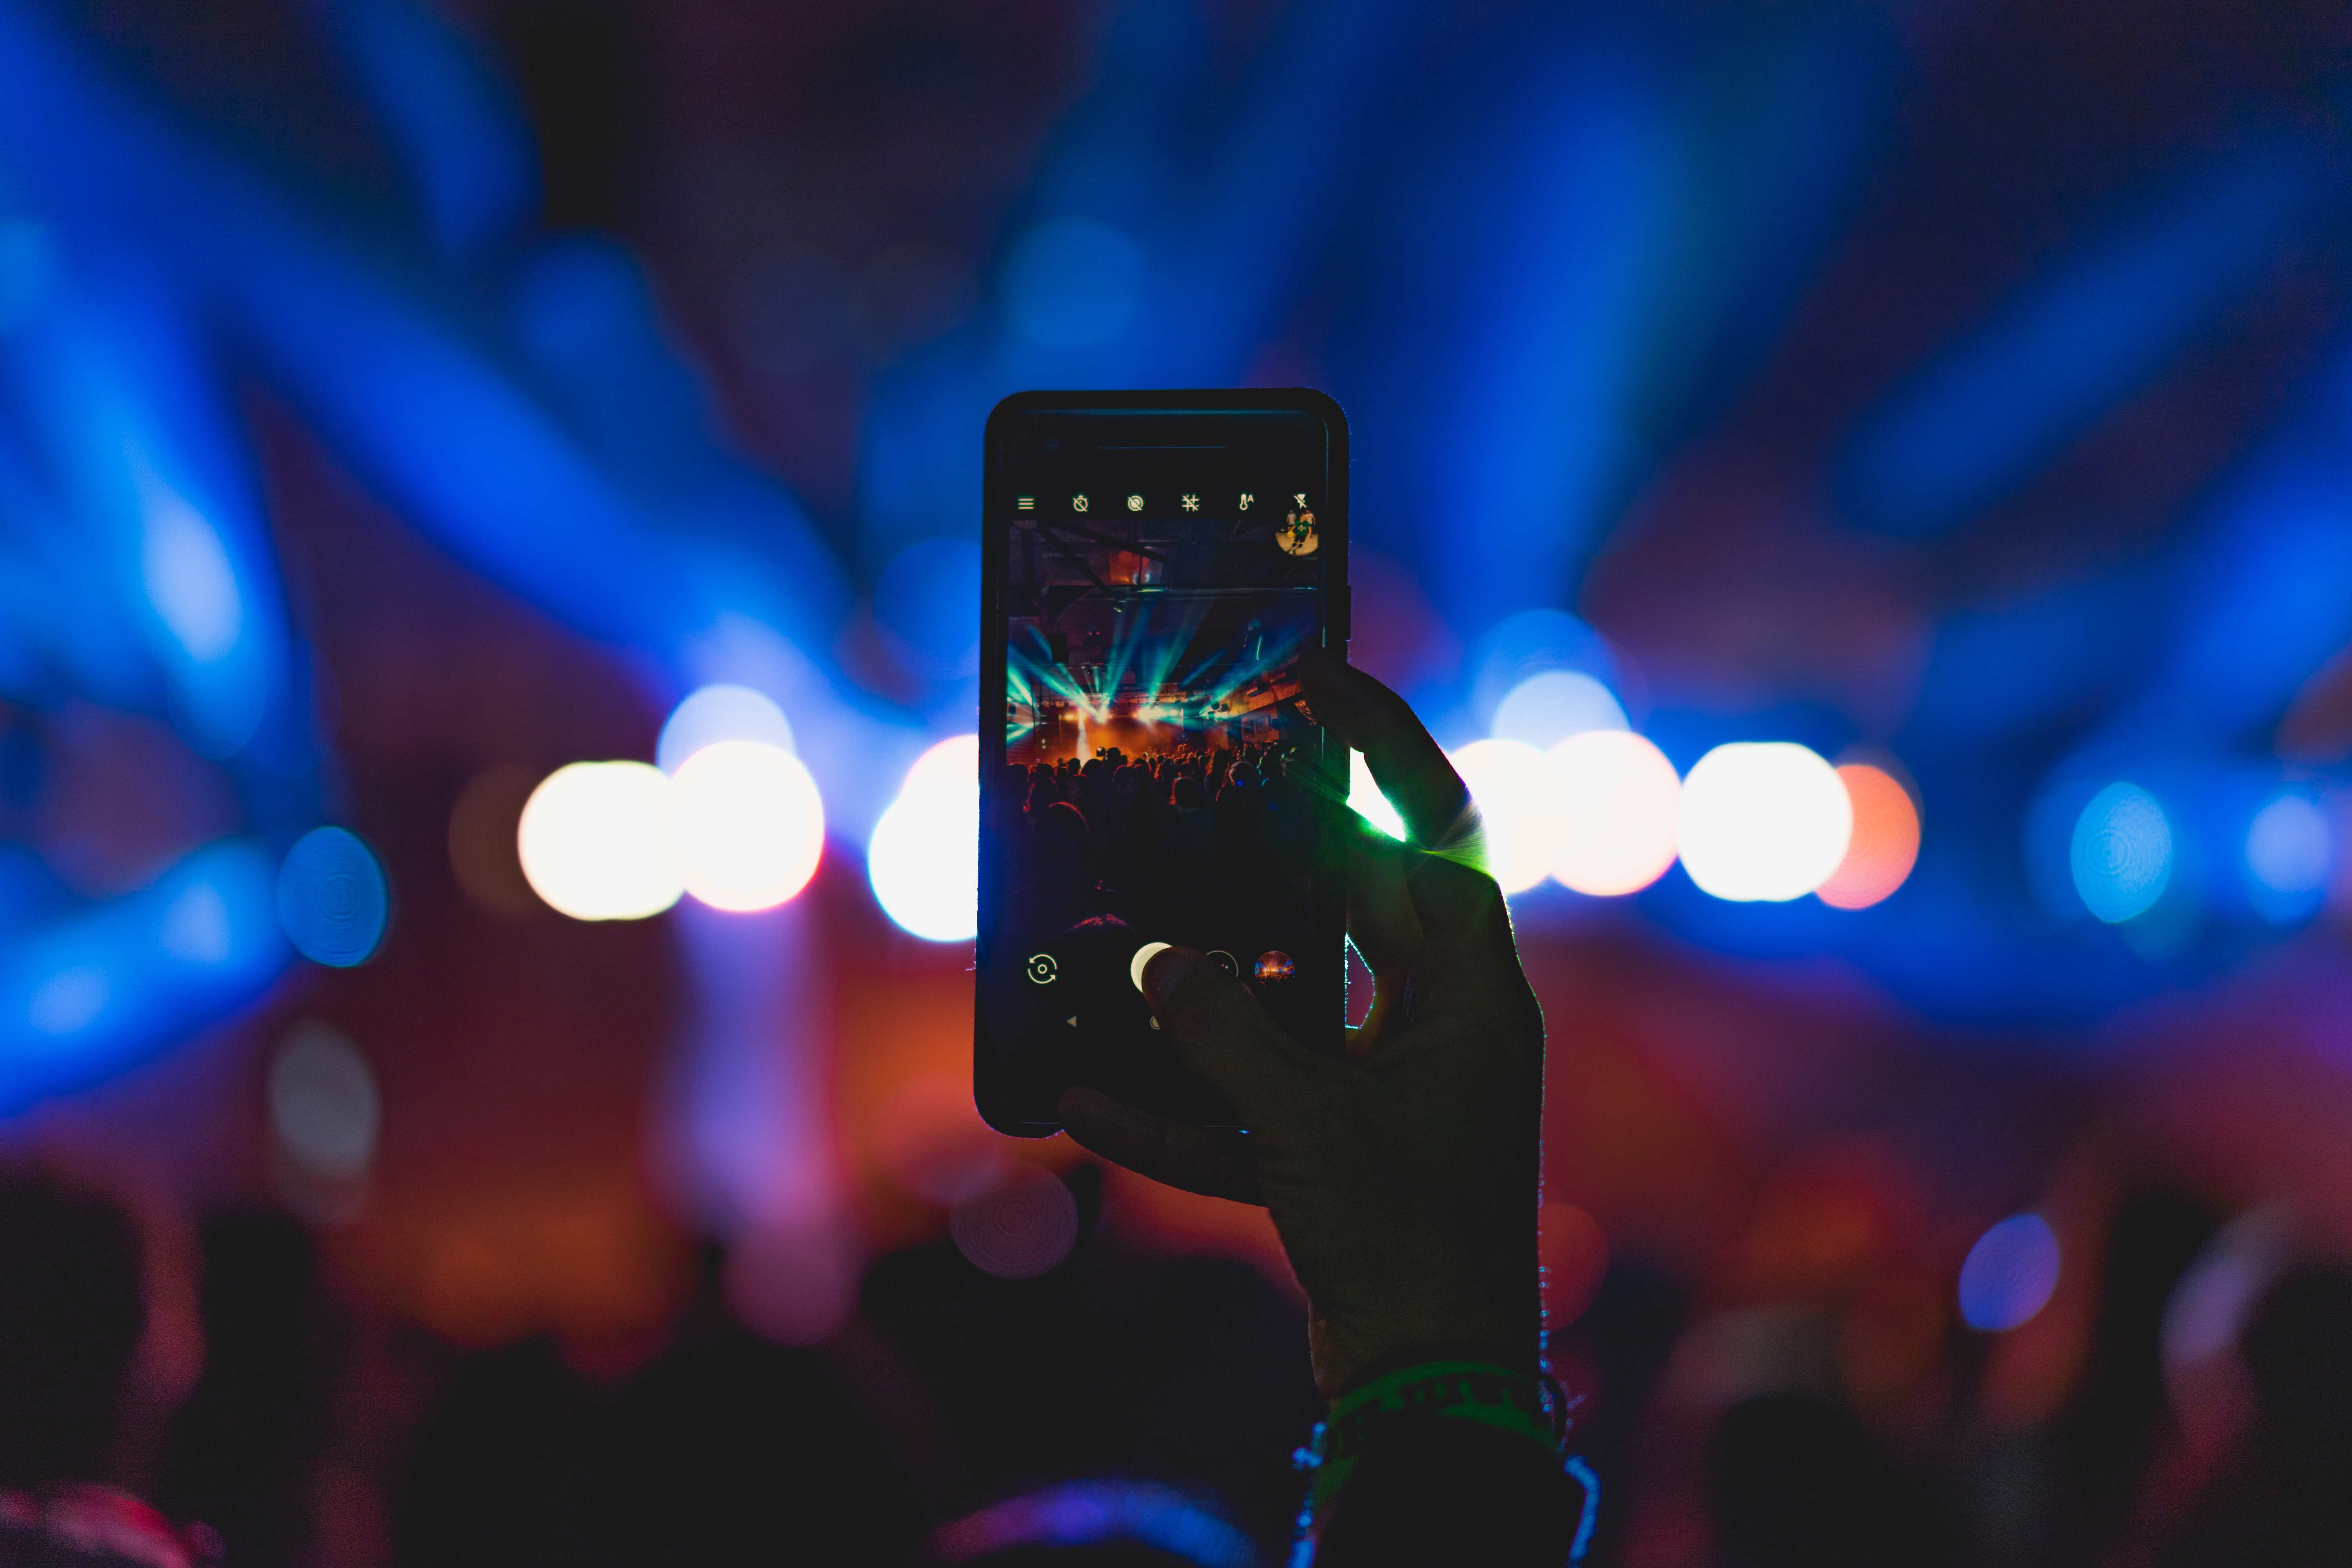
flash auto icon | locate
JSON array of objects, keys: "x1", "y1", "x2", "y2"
[{"x1": 1026, "y1": 953, "x2": 1059, "y2": 984}]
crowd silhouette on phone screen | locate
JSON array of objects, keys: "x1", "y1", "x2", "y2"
[{"x1": 998, "y1": 739, "x2": 1318, "y2": 957}]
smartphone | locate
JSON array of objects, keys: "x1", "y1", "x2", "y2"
[{"x1": 975, "y1": 390, "x2": 1350, "y2": 1136}]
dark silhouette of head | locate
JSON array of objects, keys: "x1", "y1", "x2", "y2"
[
  {"x1": 1036, "y1": 801, "x2": 1093, "y2": 864},
  {"x1": 2156, "y1": 1263, "x2": 2352, "y2": 1567},
  {"x1": 2241, "y1": 1263, "x2": 2352, "y2": 1449},
  {"x1": 1706, "y1": 1390, "x2": 1954, "y2": 1568},
  {"x1": 0, "y1": 1163, "x2": 148, "y2": 1493}
]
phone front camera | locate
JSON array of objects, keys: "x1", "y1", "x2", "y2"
[{"x1": 1042, "y1": 436, "x2": 1060, "y2": 452}]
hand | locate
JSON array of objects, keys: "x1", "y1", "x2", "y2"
[{"x1": 1060, "y1": 647, "x2": 1547, "y2": 1396}]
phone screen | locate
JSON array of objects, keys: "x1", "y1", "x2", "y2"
[{"x1": 976, "y1": 395, "x2": 1348, "y2": 1134}]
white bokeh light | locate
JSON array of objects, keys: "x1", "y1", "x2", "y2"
[
  {"x1": 904, "y1": 733, "x2": 979, "y2": 797},
  {"x1": 517, "y1": 761, "x2": 683, "y2": 920},
  {"x1": 657, "y1": 684, "x2": 795, "y2": 773},
  {"x1": 1677, "y1": 742, "x2": 1853, "y2": 902},
  {"x1": 869, "y1": 735, "x2": 980, "y2": 941},
  {"x1": 1492, "y1": 670, "x2": 1628, "y2": 750},
  {"x1": 668, "y1": 740, "x2": 826, "y2": 912},
  {"x1": 1452, "y1": 738, "x2": 1565, "y2": 895},
  {"x1": 1349, "y1": 749, "x2": 1407, "y2": 841},
  {"x1": 269, "y1": 1020, "x2": 380, "y2": 1181},
  {"x1": 1546, "y1": 730, "x2": 1681, "y2": 896}
]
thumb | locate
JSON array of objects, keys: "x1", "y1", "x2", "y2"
[{"x1": 1142, "y1": 946, "x2": 1320, "y2": 1118}]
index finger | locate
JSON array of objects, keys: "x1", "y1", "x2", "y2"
[
  {"x1": 1297, "y1": 645, "x2": 1476, "y2": 854},
  {"x1": 1141, "y1": 946, "x2": 1325, "y2": 1125}
]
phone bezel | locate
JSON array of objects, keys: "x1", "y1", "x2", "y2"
[{"x1": 975, "y1": 388, "x2": 1351, "y2": 1137}]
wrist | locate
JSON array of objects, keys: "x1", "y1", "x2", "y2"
[
  {"x1": 1298, "y1": 1356, "x2": 1569, "y2": 1512},
  {"x1": 1334, "y1": 1341, "x2": 1543, "y2": 1392},
  {"x1": 1309, "y1": 1297, "x2": 1539, "y2": 1398}
]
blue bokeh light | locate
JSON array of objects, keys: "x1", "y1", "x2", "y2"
[
  {"x1": 1001, "y1": 218, "x2": 1146, "y2": 348},
  {"x1": 140, "y1": 485, "x2": 245, "y2": 667},
  {"x1": 276, "y1": 827, "x2": 390, "y2": 968},
  {"x1": 659, "y1": 684, "x2": 795, "y2": 773},
  {"x1": 1468, "y1": 608, "x2": 1622, "y2": 731},
  {"x1": 1491, "y1": 670, "x2": 1628, "y2": 749},
  {"x1": 0, "y1": 217, "x2": 55, "y2": 328},
  {"x1": 0, "y1": 841, "x2": 286, "y2": 1109},
  {"x1": 1842, "y1": 142, "x2": 2321, "y2": 537},
  {"x1": 1959, "y1": 1212, "x2": 2062, "y2": 1332},
  {"x1": 875, "y1": 538, "x2": 983, "y2": 680},
  {"x1": 3, "y1": 0, "x2": 2349, "y2": 1058},
  {"x1": 2245, "y1": 792, "x2": 2331, "y2": 924},
  {"x1": 938, "y1": 1480, "x2": 1257, "y2": 1568},
  {"x1": 2071, "y1": 782, "x2": 2174, "y2": 924},
  {"x1": 325, "y1": 0, "x2": 536, "y2": 258}
]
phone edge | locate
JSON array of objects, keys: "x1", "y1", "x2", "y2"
[{"x1": 973, "y1": 388, "x2": 1351, "y2": 1138}]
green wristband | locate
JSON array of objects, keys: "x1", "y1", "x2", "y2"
[{"x1": 1303, "y1": 1359, "x2": 1562, "y2": 1508}]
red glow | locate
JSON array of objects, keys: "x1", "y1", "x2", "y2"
[{"x1": 1818, "y1": 764, "x2": 1920, "y2": 909}]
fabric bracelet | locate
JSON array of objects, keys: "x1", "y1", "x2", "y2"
[{"x1": 1298, "y1": 1359, "x2": 1563, "y2": 1508}]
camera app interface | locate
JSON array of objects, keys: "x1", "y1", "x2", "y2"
[{"x1": 985, "y1": 410, "x2": 1336, "y2": 1125}]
